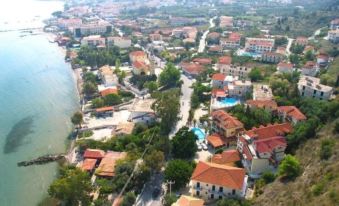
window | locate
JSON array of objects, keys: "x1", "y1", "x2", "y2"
[
  {"x1": 196, "y1": 191, "x2": 200, "y2": 196},
  {"x1": 219, "y1": 187, "x2": 223, "y2": 192},
  {"x1": 313, "y1": 90, "x2": 317, "y2": 94},
  {"x1": 219, "y1": 195, "x2": 222, "y2": 200},
  {"x1": 301, "y1": 92, "x2": 304, "y2": 96},
  {"x1": 196, "y1": 182, "x2": 200, "y2": 188},
  {"x1": 321, "y1": 91, "x2": 324, "y2": 96},
  {"x1": 302, "y1": 86, "x2": 305, "y2": 90},
  {"x1": 232, "y1": 189, "x2": 236, "y2": 195},
  {"x1": 211, "y1": 194, "x2": 214, "y2": 199},
  {"x1": 212, "y1": 185, "x2": 215, "y2": 191}
]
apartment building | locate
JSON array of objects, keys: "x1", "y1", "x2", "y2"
[
  {"x1": 245, "y1": 38, "x2": 274, "y2": 54},
  {"x1": 298, "y1": 76, "x2": 333, "y2": 100}
]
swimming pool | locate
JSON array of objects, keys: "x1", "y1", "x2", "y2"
[
  {"x1": 218, "y1": 97, "x2": 239, "y2": 107},
  {"x1": 191, "y1": 127, "x2": 205, "y2": 141}
]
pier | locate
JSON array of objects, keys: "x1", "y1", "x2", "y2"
[{"x1": 17, "y1": 154, "x2": 65, "y2": 167}]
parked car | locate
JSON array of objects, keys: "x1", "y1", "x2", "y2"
[
  {"x1": 152, "y1": 187, "x2": 161, "y2": 199},
  {"x1": 201, "y1": 142, "x2": 208, "y2": 150},
  {"x1": 197, "y1": 143, "x2": 202, "y2": 151}
]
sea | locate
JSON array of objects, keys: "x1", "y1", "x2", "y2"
[{"x1": 0, "y1": 0, "x2": 80, "y2": 205}]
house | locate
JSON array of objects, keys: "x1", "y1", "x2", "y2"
[
  {"x1": 189, "y1": 161, "x2": 247, "y2": 201},
  {"x1": 129, "y1": 50, "x2": 148, "y2": 63},
  {"x1": 295, "y1": 36, "x2": 308, "y2": 46},
  {"x1": 172, "y1": 195, "x2": 204, "y2": 206},
  {"x1": 220, "y1": 32, "x2": 241, "y2": 49},
  {"x1": 180, "y1": 62, "x2": 205, "y2": 78},
  {"x1": 192, "y1": 58, "x2": 212, "y2": 65},
  {"x1": 245, "y1": 38, "x2": 274, "y2": 54},
  {"x1": 220, "y1": 16, "x2": 234, "y2": 28},
  {"x1": 303, "y1": 45, "x2": 315, "y2": 54},
  {"x1": 277, "y1": 106, "x2": 306, "y2": 125},
  {"x1": 107, "y1": 36, "x2": 131, "y2": 48},
  {"x1": 217, "y1": 56, "x2": 252, "y2": 79},
  {"x1": 211, "y1": 110, "x2": 244, "y2": 146},
  {"x1": 81, "y1": 35, "x2": 106, "y2": 47},
  {"x1": 276, "y1": 46, "x2": 286, "y2": 56},
  {"x1": 245, "y1": 99, "x2": 278, "y2": 112},
  {"x1": 253, "y1": 84, "x2": 274, "y2": 100},
  {"x1": 83, "y1": 149, "x2": 106, "y2": 159},
  {"x1": 212, "y1": 73, "x2": 227, "y2": 88},
  {"x1": 328, "y1": 30, "x2": 339, "y2": 43},
  {"x1": 207, "y1": 133, "x2": 226, "y2": 149},
  {"x1": 99, "y1": 65, "x2": 117, "y2": 87},
  {"x1": 237, "y1": 123, "x2": 293, "y2": 177},
  {"x1": 211, "y1": 150, "x2": 241, "y2": 167},
  {"x1": 228, "y1": 80, "x2": 252, "y2": 97},
  {"x1": 208, "y1": 45, "x2": 223, "y2": 53},
  {"x1": 207, "y1": 32, "x2": 221, "y2": 41},
  {"x1": 100, "y1": 87, "x2": 118, "y2": 97},
  {"x1": 301, "y1": 61, "x2": 318, "y2": 77},
  {"x1": 132, "y1": 61, "x2": 152, "y2": 75},
  {"x1": 316, "y1": 53, "x2": 329, "y2": 67},
  {"x1": 95, "y1": 151, "x2": 127, "y2": 177},
  {"x1": 298, "y1": 75, "x2": 333, "y2": 100},
  {"x1": 149, "y1": 33, "x2": 163, "y2": 42},
  {"x1": 261, "y1": 52, "x2": 284, "y2": 63},
  {"x1": 81, "y1": 159, "x2": 97, "y2": 173},
  {"x1": 330, "y1": 18, "x2": 339, "y2": 30},
  {"x1": 277, "y1": 62, "x2": 294, "y2": 73},
  {"x1": 129, "y1": 98, "x2": 156, "y2": 124}
]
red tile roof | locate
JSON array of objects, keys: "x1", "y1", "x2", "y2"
[
  {"x1": 207, "y1": 133, "x2": 225, "y2": 148},
  {"x1": 96, "y1": 151, "x2": 127, "y2": 177},
  {"x1": 207, "y1": 32, "x2": 221, "y2": 39},
  {"x1": 245, "y1": 123, "x2": 293, "y2": 141},
  {"x1": 242, "y1": 145, "x2": 253, "y2": 161},
  {"x1": 247, "y1": 39, "x2": 274, "y2": 47},
  {"x1": 278, "y1": 106, "x2": 307, "y2": 121},
  {"x1": 83, "y1": 149, "x2": 105, "y2": 159},
  {"x1": 212, "y1": 73, "x2": 226, "y2": 81},
  {"x1": 100, "y1": 88, "x2": 118, "y2": 97},
  {"x1": 96, "y1": 106, "x2": 114, "y2": 113},
  {"x1": 246, "y1": 100, "x2": 278, "y2": 110},
  {"x1": 303, "y1": 61, "x2": 317, "y2": 69},
  {"x1": 211, "y1": 150, "x2": 241, "y2": 165},
  {"x1": 208, "y1": 45, "x2": 222, "y2": 52},
  {"x1": 81, "y1": 158, "x2": 97, "y2": 171},
  {"x1": 133, "y1": 61, "x2": 149, "y2": 69},
  {"x1": 296, "y1": 36, "x2": 308, "y2": 45},
  {"x1": 192, "y1": 58, "x2": 212, "y2": 65},
  {"x1": 229, "y1": 32, "x2": 241, "y2": 41},
  {"x1": 277, "y1": 62, "x2": 293, "y2": 69},
  {"x1": 212, "y1": 88, "x2": 227, "y2": 97},
  {"x1": 255, "y1": 136, "x2": 287, "y2": 154},
  {"x1": 129, "y1": 50, "x2": 146, "y2": 57},
  {"x1": 212, "y1": 110, "x2": 243, "y2": 129},
  {"x1": 218, "y1": 56, "x2": 232, "y2": 65},
  {"x1": 191, "y1": 161, "x2": 245, "y2": 189},
  {"x1": 181, "y1": 63, "x2": 205, "y2": 75}
]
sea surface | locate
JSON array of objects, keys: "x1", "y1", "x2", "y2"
[{"x1": 0, "y1": 0, "x2": 80, "y2": 205}]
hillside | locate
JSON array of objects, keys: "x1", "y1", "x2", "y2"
[{"x1": 253, "y1": 121, "x2": 339, "y2": 206}]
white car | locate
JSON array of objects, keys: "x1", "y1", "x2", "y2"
[
  {"x1": 197, "y1": 143, "x2": 202, "y2": 151},
  {"x1": 201, "y1": 143, "x2": 208, "y2": 151}
]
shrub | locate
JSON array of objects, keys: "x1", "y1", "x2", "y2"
[
  {"x1": 320, "y1": 139, "x2": 335, "y2": 160},
  {"x1": 278, "y1": 155, "x2": 301, "y2": 180}
]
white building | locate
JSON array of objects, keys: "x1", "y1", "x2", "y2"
[
  {"x1": 277, "y1": 62, "x2": 294, "y2": 73},
  {"x1": 328, "y1": 30, "x2": 339, "y2": 44},
  {"x1": 73, "y1": 20, "x2": 112, "y2": 37},
  {"x1": 245, "y1": 38, "x2": 274, "y2": 54},
  {"x1": 189, "y1": 161, "x2": 247, "y2": 201},
  {"x1": 228, "y1": 80, "x2": 252, "y2": 97},
  {"x1": 298, "y1": 76, "x2": 333, "y2": 100},
  {"x1": 107, "y1": 36, "x2": 132, "y2": 48},
  {"x1": 300, "y1": 61, "x2": 318, "y2": 77},
  {"x1": 81, "y1": 35, "x2": 106, "y2": 47}
]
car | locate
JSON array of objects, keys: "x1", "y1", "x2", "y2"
[
  {"x1": 197, "y1": 143, "x2": 203, "y2": 151},
  {"x1": 201, "y1": 143, "x2": 208, "y2": 150},
  {"x1": 152, "y1": 187, "x2": 161, "y2": 199}
]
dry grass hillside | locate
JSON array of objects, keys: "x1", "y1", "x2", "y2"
[{"x1": 253, "y1": 120, "x2": 339, "y2": 206}]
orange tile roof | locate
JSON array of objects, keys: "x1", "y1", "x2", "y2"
[
  {"x1": 192, "y1": 58, "x2": 212, "y2": 65},
  {"x1": 133, "y1": 61, "x2": 149, "y2": 70},
  {"x1": 277, "y1": 62, "x2": 293, "y2": 69},
  {"x1": 212, "y1": 88, "x2": 227, "y2": 97},
  {"x1": 211, "y1": 150, "x2": 241, "y2": 165},
  {"x1": 173, "y1": 195, "x2": 204, "y2": 206},
  {"x1": 96, "y1": 106, "x2": 114, "y2": 113},
  {"x1": 100, "y1": 88, "x2": 118, "y2": 97},
  {"x1": 303, "y1": 61, "x2": 317, "y2": 69},
  {"x1": 207, "y1": 133, "x2": 225, "y2": 148},
  {"x1": 218, "y1": 56, "x2": 232, "y2": 65},
  {"x1": 207, "y1": 32, "x2": 221, "y2": 39},
  {"x1": 246, "y1": 100, "x2": 278, "y2": 110},
  {"x1": 255, "y1": 136, "x2": 287, "y2": 154},
  {"x1": 191, "y1": 161, "x2": 245, "y2": 189},
  {"x1": 212, "y1": 73, "x2": 226, "y2": 81},
  {"x1": 81, "y1": 158, "x2": 97, "y2": 171},
  {"x1": 96, "y1": 151, "x2": 127, "y2": 177},
  {"x1": 83, "y1": 149, "x2": 105, "y2": 159},
  {"x1": 180, "y1": 63, "x2": 205, "y2": 75},
  {"x1": 245, "y1": 123, "x2": 293, "y2": 141},
  {"x1": 229, "y1": 32, "x2": 241, "y2": 41},
  {"x1": 129, "y1": 50, "x2": 146, "y2": 57},
  {"x1": 278, "y1": 106, "x2": 306, "y2": 121},
  {"x1": 212, "y1": 110, "x2": 243, "y2": 129}
]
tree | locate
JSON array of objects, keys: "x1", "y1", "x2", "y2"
[
  {"x1": 71, "y1": 111, "x2": 83, "y2": 128},
  {"x1": 217, "y1": 198, "x2": 251, "y2": 206},
  {"x1": 83, "y1": 72, "x2": 97, "y2": 83},
  {"x1": 104, "y1": 94, "x2": 122, "y2": 106},
  {"x1": 92, "y1": 98, "x2": 105, "y2": 108},
  {"x1": 144, "y1": 81, "x2": 158, "y2": 93},
  {"x1": 164, "y1": 159, "x2": 195, "y2": 190},
  {"x1": 305, "y1": 50, "x2": 315, "y2": 61},
  {"x1": 248, "y1": 68, "x2": 263, "y2": 82},
  {"x1": 278, "y1": 155, "x2": 301, "y2": 180},
  {"x1": 121, "y1": 192, "x2": 136, "y2": 206},
  {"x1": 83, "y1": 82, "x2": 97, "y2": 96},
  {"x1": 334, "y1": 122, "x2": 339, "y2": 134},
  {"x1": 159, "y1": 63, "x2": 181, "y2": 88},
  {"x1": 171, "y1": 127, "x2": 197, "y2": 159},
  {"x1": 320, "y1": 139, "x2": 335, "y2": 160},
  {"x1": 144, "y1": 150, "x2": 164, "y2": 172},
  {"x1": 163, "y1": 194, "x2": 177, "y2": 206},
  {"x1": 153, "y1": 89, "x2": 180, "y2": 134},
  {"x1": 115, "y1": 58, "x2": 121, "y2": 70},
  {"x1": 48, "y1": 167, "x2": 92, "y2": 206}
]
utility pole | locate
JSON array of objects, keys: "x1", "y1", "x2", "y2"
[{"x1": 166, "y1": 180, "x2": 175, "y2": 196}]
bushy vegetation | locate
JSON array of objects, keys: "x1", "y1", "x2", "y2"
[
  {"x1": 164, "y1": 159, "x2": 195, "y2": 190},
  {"x1": 171, "y1": 127, "x2": 197, "y2": 159},
  {"x1": 278, "y1": 155, "x2": 301, "y2": 180}
]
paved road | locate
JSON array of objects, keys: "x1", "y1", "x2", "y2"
[
  {"x1": 135, "y1": 173, "x2": 164, "y2": 206},
  {"x1": 285, "y1": 37, "x2": 294, "y2": 56},
  {"x1": 169, "y1": 74, "x2": 194, "y2": 138},
  {"x1": 197, "y1": 16, "x2": 217, "y2": 53}
]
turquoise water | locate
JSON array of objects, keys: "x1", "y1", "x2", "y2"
[
  {"x1": 0, "y1": 1, "x2": 80, "y2": 205},
  {"x1": 191, "y1": 127, "x2": 205, "y2": 140},
  {"x1": 218, "y1": 97, "x2": 239, "y2": 107}
]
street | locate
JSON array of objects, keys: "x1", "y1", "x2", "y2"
[
  {"x1": 197, "y1": 16, "x2": 217, "y2": 53},
  {"x1": 135, "y1": 173, "x2": 164, "y2": 206}
]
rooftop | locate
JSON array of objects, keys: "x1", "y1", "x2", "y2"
[
  {"x1": 172, "y1": 195, "x2": 204, "y2": 206},
  {"x1": 83, "y1": 149, "x2": 105, "y2": 159},
  {"x1": 96, "y1": 151, "x2": 127, "y2": 177},
  {"x1": 211, "y1": 149, "x2": 241, "y2": 165},
  {"x1": 245, "y1": 123, "x2": 293, "y2": 141},
  {"x1": 207, "y1": 133, "x2": 225, "y2": 148},
  {"x1": 278, "y1": 106, "x2": 307, "y2": 121},
  {"x1": 212, "y1": 110, "x2": 243, "y2": 129},
  {"x1": 81, "y1": 158, "x2": 97, "y2": 171},
  {"x1": 218, "y1": 56, "x2": 232, "y2": 65},
  {"x1": 246, "y1": 99, "x2": 278, "y2": 110}
]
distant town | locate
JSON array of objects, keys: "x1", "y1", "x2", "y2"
[{"x1": 42, "y1": 0, "x2": 339, "y2": 206}]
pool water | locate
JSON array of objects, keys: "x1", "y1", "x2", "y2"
[
  {"x1": 218, "y1": 97, "x2": 239, "y2": 107},
  {"x1": 191, "y1": 127, "x2": 205, "y2": 141}
]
